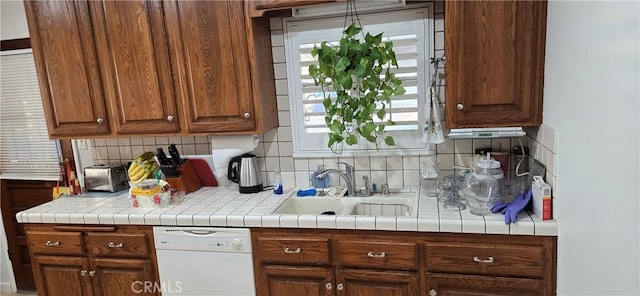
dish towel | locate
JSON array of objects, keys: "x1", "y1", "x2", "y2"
[{"x1": 423, "y1": 57, "x2": 445, "y2": 150}]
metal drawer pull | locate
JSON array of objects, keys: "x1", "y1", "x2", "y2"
[
  {"x1": 429, "y1": 289, "x2": 437, "y2": 296},
  {"x1": 367, "y1": 251, "x2": 386, "y2": 258},
  {"x1": 89, "y1": 270, "x2": 96, "y2": 277},
  {"x1": 337, "y1": 283, "x2": 344, "y2": 291},
  {"x1": 325, "y1": 283, "x2": 332, "y2": 290},
  {"x1": 80, "y1": 270, "x2": 87, "y2": 276},
  {"x1": 473, "y1": 256, "x2": 494, "y2": 263},
  {"x1": 107, "y1": 242, "x2": 124, "y2": 248},
  {"x1": 45, "y1": 240, "x2": 60, "y2": 247},
  {"x1": 283, "y1": 247, "x2": 301, "y2": 254}
]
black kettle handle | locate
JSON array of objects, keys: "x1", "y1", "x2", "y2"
[{"x1": 227, "y1": 155, "x2": 242, "y2": 183}]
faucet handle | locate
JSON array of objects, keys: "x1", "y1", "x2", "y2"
[{"x1": 337, "y1": 162, "x2": 354, "y2": 172}]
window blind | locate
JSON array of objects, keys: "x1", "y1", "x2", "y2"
[
  {"x1": 285, "y1": 7, "x2": 434, "y2": 155},
  {"x1": 0, "y1": 49, "x2": 61, "y2": 181}
]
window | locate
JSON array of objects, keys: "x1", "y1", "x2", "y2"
[
  {"x1": 284, "y1": 6, "x2": 434, "y2": 156},
  {"x1": 0, "y1": 49, "x2": 61, "y2": 180}
]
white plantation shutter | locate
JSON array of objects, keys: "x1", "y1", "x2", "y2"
[
  {"x1": 0, "y1": 49, "x2": 61, "y2": 180},
  {"x1": 285, "y1": 7, "x2": 434, "y2": 155}
]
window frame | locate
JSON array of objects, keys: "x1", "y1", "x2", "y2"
[{"x1": 283, "y1": 5, "x2": 435, "y2": 157}]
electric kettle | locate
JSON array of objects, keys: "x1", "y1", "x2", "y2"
[{"x1": 227, "y1": 153, "x2": 263, "y2": 193}]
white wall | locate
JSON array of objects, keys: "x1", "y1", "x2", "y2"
[
  {"x1": 0, "y1": 0, "x2": 29, "y2": 40},
  {"x1": 544, "y1": 1, "x2": 640, "y2": 295}
]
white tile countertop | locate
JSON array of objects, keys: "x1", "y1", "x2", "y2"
[{"x1": 15, "y1": 186, "x2": 557, "y2": 236}]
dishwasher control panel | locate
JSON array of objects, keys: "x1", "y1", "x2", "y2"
[{"x1": 153, "y1": 227, "x2": 252, "y2": 253}]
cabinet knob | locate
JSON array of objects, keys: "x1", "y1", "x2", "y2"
[
  {"x1": 96, "y1": 117, "x2": 104, "y2": 124},
  {"x1": 167, "y1": 115, "x2": 174, "y2": 122},
  {"x1": 107, "y1": 242, "x2": 123, "y2": 248},
  {"x1": 80, "y1": 270, "x2": 87, "y2": 277},
  {"x1": 325, "y1": 283, "x2": 332, "y2": 290},
  {"x1": 456, "y1": 103, "x2": 464, "y2": 110},
  {"x1": 45, "y1": 240, "x2": 60, "y2": 247},
  {"x1": 337, "y1": 283, "x2": 344, "y2": 291},
  {"x1": 429, "y1": 289, "x2": 437, "y2": 296},
  {"x1": 89, "y1": 270, "x2": 96, "y2": 277},
  {"x1": 243, "y1": 112, "x2": 251, "y2": 119}
]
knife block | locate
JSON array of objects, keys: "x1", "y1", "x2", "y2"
[{"x1": 165, "y1": 160, "x2": 201, "y2": 194}]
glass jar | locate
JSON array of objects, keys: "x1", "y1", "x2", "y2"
[{"x1": 463, "y1": 160, "x2": 502, "y2": 216}]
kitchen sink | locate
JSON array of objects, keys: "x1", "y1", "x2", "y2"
[{"x1": 274, "y1": 190, "x2": 418, "y2": 217}]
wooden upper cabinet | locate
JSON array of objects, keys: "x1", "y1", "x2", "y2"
[
  {"x1": 164, "y1": 0, "x2": 278, "y2": 134},
  {"x1": 445, "y1": 1, "x2": 547, "y2": 128},
  {"x1": 90, "y1": 0, "x2": 179, "y2": 135},
  {"x1": 165, "y1": 0, "x2": 255, "y2": 133},
  {"x1": 23, "y1": 0, "x2": 110, "y2": 137}
]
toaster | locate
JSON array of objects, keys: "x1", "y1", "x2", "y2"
[{"x1": 83, "y1": 165, "x2": 129, "y2": 192}]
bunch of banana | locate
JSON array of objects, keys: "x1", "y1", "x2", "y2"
[{"x1": 128, "y1": 152, "x2": 158, "y2": 183}]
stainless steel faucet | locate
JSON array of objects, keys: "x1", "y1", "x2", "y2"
[
  {"x1": 361, "y1": 175, "x2": 372, "y2": 196},
  {"x1": 318, "y1": 162, "x2": 356, "y2": 196}
]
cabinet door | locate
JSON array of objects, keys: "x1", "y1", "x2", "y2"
[
  {"x1": 23, "y1": 0, "x2": 109, "y2": 137},
  {"x1": 91, "y1": 257, "x2": 157, "y2": 296},
  {"x1": 90, "y1": 0, "x2": 179, "y2": 135},
  {"x1": 165, "y1": 0, "x2": 256, "y2": 133},
  {"x1": 445, "y1": 1, "x2": 547, "y2": 128},
  {"x1": 32, "y1": 255, "x2": 93, "y2": 296},
  {"x1": 258, "y1": 265, "x2": 334, "y2": 296},
  {"x1": 427, "y1": 273, "x2": 545, "y2": 296},
  {"x1": 337, "y1": 269, "x2": 419, "y2": 296}
]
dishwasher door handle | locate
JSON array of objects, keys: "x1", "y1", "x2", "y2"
[{"x1": 183, "y1": 230, "x2": 217, "y2": 235}]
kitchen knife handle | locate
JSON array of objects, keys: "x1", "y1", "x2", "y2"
[{"x1": 168, "y1": 144, "x2": 182, "y2": 166}]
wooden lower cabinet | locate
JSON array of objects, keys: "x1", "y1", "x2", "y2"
[
  {"x1": 32, "y1": 256, "x2": 93, "y2": 296},
  {"x1": 426, "y1": 273, "x2": 544, "y2": 296},
  {"x1": 259, "y1": 265, "x2": 334, "y2": 296},
  {"x1": 91, "y1": 258, "x2": 156, "y2": 296},
  {"x1": 258, "y1": 265, "x2": 419, "y2": 296},
  {"x1": 25, "y1": 225, "x2": 159, "y2": 296},
  {"x1": 338, "y1": 269, "x2": 419, "y2": 296},
  {"x1": 252, "y1": 229, "x2": 557, "y2": 296}
]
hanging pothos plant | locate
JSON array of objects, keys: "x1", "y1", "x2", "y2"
[{"x1": 309, "y1": 23, "x2": 405, "y2": 153}]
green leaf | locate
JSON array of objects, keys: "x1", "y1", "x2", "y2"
[
  {"x1": 366, "y1": 135, "x2": 376, "y2": 143},
  {"x1": 336, "y1": 56, "x2": 350, "y2": 72},
  {"x1": 376, "y1": 108, "x2": 386, "y2": 120},
  {"x1": 363, "y1": 122, "x2": 376, "y2": 134},
  {"x1": 393, "y1": 86, "x2": 406, "y2": 95},
  {"x1": 323, "y1": 98, "x2": 332, "y2": 109},
  {"x1": 384, "y1": 136, "x2": 395, "y2": 146},
  {"x1": 346, "y1": 134, "x2": 358, "y2": 146},
  {"x1": 339, "y1": 75, "x2": 353, "y2": 89},
  {"x1": 344, "y1": 23, "x2": 362, "y2": 38},
  {"x1": 377, "y1": 124, "x2": 385, "y2": 132}
]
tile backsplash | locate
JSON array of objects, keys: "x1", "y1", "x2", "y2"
[{"x1": 85, "y1": 1, "x2": 557, "y2": 217}]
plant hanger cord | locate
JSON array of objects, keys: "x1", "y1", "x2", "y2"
[{"x1": 342, "y1": 0, "x2": 363, "y2": 38}]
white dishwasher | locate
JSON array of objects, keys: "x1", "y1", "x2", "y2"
[{"x1": 153, "y1": 227, "x2": 256, "y2": 296}]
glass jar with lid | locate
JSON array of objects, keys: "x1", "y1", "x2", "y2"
[{"x1": 463, "y1": 159, "x2": 502, "y2": 216}]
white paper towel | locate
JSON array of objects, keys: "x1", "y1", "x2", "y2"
[{"x1": 210, "y1": 134, "x2": 260, "y2": 186}]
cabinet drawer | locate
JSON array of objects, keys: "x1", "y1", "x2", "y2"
[
  {"x1": 336, "y1": 240, "x2": 417, "y2": 270},
  {"x1": 426, "y1": 243, "x2": 545, "y2": 278},
  {"x1": 86, "y1": 232, "x2": 150, "y2": 257},
  {"x1": 27, "y1": 231, "x2": 84, "y2": 255},
  {"x1": 255, "y1": 237, "x2": 331, "y2": 265}
]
